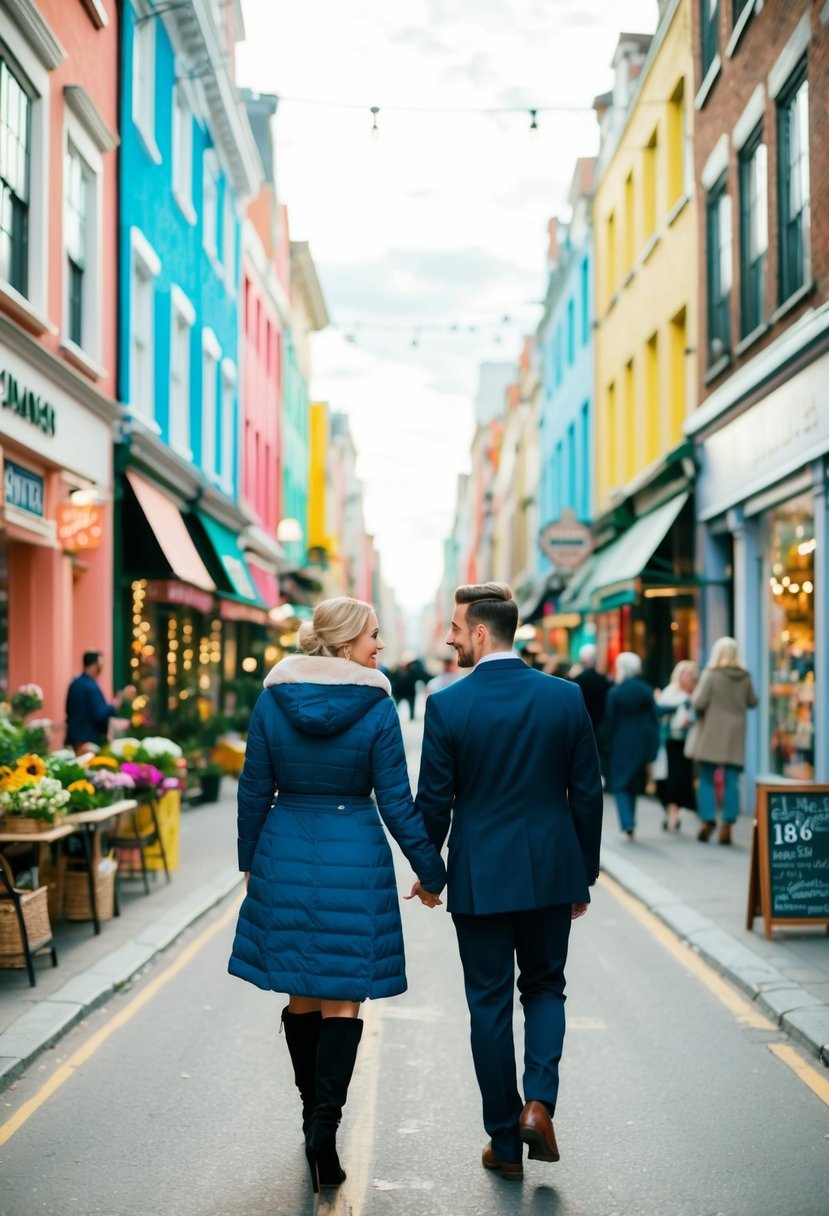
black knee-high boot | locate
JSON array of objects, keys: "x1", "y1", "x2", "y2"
[
  {"x1": 305, "y1": 1017, "x2": 364, "y2": 1192},
  {"x1": 281, "y1": 1007, "x2": 322, "y2": 1137}
]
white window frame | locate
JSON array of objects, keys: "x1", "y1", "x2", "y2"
[
  {"x1": 169, "y1": 284, "x2": 194, "y2": 459},
  {"x1": 202, "y1": 150, "x2": 219, "y2": 261},
  {"x1": 220, "y1": 357, "x2": 236, "y2": 493},
  {"x1": 131, "y1": 5, "x2": 160, "y2": 163},
  {"x1": 222, "y1": 190, "x2": 235, "y2": 294},
  {"x1": 129, "y1": 226, "x2": 161, "y2": 430},
  {"x1": 0, "y1": 19, "x2": 50, "y2": 330},
  {"x1": 202, "y1": 327, "x2": 221, "y2": 481},
  {"x1": 171, "y1": 79, "x2": 195, "y2": 224},
  {"x1": 61, "y1": 112, "x2": 104, "y2": 370}
]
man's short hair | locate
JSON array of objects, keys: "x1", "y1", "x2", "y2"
[
  {"x1": 83, "y1": 650, "x2": 102, "y2": 668},
  {"x1": 454, "y1": 582, "x2": 518, "y2": 647}
]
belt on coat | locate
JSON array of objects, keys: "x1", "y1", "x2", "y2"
[{"x1": 274, "y1": 792, "x2": 374, "y2": 813}]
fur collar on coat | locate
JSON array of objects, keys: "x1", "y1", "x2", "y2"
[{"x1": 263, "y1": 653, "x2": 391, "y2": 696}]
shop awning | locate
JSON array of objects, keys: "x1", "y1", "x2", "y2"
[
  {"x1": 517, "y1": 570, "x2": 566, "y2": 623},
  {"x1": 560, "y1": 493, "x2": 689, "y2": 615},
  {"x1": 194, "y1": 510, "x2": 266, "y2": 608},
  {"x1": 125, "y1": 471, "x2": 215, "y2": 592},
  {"x1": 247, "y1": 559, "x2": 280, "y2": 610}
]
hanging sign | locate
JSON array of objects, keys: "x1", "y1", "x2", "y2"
[
  {"x1": 747, "y1": 782, "x2": 829, "y2": 940},
  {"x1": 538, "y1": 508, "x2": 593, "y2": 570},
  {"x1": 3, "y1": 459, "x2": 45, "y2": 516},
  {"x1": 57, "y1": 502, "x2": 105, "y2": 551}
]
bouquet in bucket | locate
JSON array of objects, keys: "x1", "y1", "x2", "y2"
[{"x1": 110, "y1": 737, "x2": 185, "y2": 786}]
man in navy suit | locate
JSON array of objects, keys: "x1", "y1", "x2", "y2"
[{"x1": 413, "y1": 583, "x2": 603, "y2": 1180}]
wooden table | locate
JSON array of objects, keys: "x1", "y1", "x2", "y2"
[{"x1": 0, "y1": 800, "x2": 138, "y2": 935}]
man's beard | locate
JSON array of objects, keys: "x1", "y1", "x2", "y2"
[{"x1": 455, "y1": 644, "x2": 476, "y2": 668}]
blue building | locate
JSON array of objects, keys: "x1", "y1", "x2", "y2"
[
  {"x1": 115, "y1": 0, "x2": 264, "y2": 720},
  {"x1": 533, "y1": 161, "x2": 596, "y2": 645}
]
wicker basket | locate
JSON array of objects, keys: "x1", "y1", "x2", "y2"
[
  {"x1": 62, "y1": 858, "x2": 117, "y2": 922},
  {"x1": 3, "y1": 815, "x2": 61, "y2": 834},
  {"x1": 0, "y1": 877, "x2": 53, "y2": 968}
]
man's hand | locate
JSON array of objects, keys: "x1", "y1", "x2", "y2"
[
  {"x1": 404, "y1": 880, "x2": 443, "y2": 908},
  {"x1": 571, "y1": 902, "x2": 589, "y2": 920}
]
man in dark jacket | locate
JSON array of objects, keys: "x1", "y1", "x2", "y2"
[
  {"x1": 65, "y1": 651, "x2": 134, "y2": 753},
  {"x1": 413, "y1": 583, "x2": 603, "y2": 1180}
]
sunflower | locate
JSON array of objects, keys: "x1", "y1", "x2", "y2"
[
  {"x1": 15, "y1": 753, "x2": 47, "y2": 782},
  {"x1": 87, "y1": 755, "x2": 119, "y2": 770},
  {"x1": 1, "y1": 768, "x2": 33, "y2": 792},
  {"x1": 67, "y1": 780, "x2": 96, "y2": 796}
]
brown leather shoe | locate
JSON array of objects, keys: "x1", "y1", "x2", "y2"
[
  {"x1": 481, "y1": 1142, "x2": 523, "y2": 1180},
  {"x1": 718, "y1": 822, "x2": 732, "y2": 845},
  {"x1": 519, "y1": 1100, "x2": 560, "y2": 1162}
]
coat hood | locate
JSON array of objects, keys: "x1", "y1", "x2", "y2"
[
  {"x1": 709, "y1": 665, "x2": 751, "y2": 681},
  {"x1": 263, "y1": 654, "x2": 390, "y2": 737}
]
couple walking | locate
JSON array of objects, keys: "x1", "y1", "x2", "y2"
[{"x1": 228, "y1": 582, "x2": 603, "y2": 1189}]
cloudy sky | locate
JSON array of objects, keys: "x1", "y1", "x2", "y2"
[{"x1": 237, "y1": 0, "x2": 658, "y2": 613}]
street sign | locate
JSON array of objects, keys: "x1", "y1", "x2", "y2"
[
  {"x1": 537, "y1": 508, "x2": 593, "y2": 570},
  {"x1": 747, "y1": 782, "x2": 829, "y2": 940}
]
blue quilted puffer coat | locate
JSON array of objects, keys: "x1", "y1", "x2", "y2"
[{"x1": 227, "y1": 654, "x2": 446, "y2": 1001}]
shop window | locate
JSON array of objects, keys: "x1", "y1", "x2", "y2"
[
  {"x1": 706, "y1": 175, "x2": 731, "y2": 364},
  {"x1": 0, "y1": 55, "x2": 31, "y2": 296},
  {"x1": 766, "y1": 494, "x2": 815, "y2": 781},
  {"x1": 777, "y1": 62, "x2": 810, "y2": 304},
  {"x1": 738, "y1": 127, "x2": 767, "y2": 337}
]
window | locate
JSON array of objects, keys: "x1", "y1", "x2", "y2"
[
  {"x1": 667, "y1": 79, "x2": 687, "y2": 206},
  {"x1": 222, "y1": 191, "x2": 235, "y2": 293},
  {"x1": 131, "y1": 12, "x2": 156, "y2": 155},
  {"x1": 706, "y1": 176, "x2": 731, "y2": 364},
  {"x1": 624, "y1": 172, "x2": 634, "y2": 269},
  {"x1": 566, "y1": 421, "x2": 576, "y2": 509},
  {"x1": 554, "y1": 442, "x2": 564, "y2": 516},
  {"x1": 172, "y1": 86, "x2": 193, "y2": 220},
  {"x1": 669, "y1": 308, "x2": 686, "y2": 444},
  {"x1": 645, "y1": 332, "x2": 659, "y2": 464},
  {"x1": 566, "y1": 298, "x2": 575, "y2": 365},
  {"x1": 579, "y1": 401, "x2": 589, "y2": 520},
  {"x1": 554, "y1": 325, "x2": 562, "y2": 386},
  {"x1": 624, "y1": 358, "x2": 635, "y2": 480},
  {"x1": 777, "y1": 63, "x2": 810, "y2": 304},
  {"x1": 130, "y1": 231, "x2": 159, "y2": 423},
  {"x1": 201, "y1": 329, "x2": 220, "y2": 478},
  {"x1": 220, "y1": 360, "x2": 236, "y2": 491},
  {"x1": 643, "y1": 129, "x2": 657, "y2": 239},
  {"x1": 64, "y1": 145, "x2": 91, "y2": 348},
  {"x1": 0, "y1": 56, "x2": 31, "y2": 295},
  {"x1": 701, "y1": 0, "x2": 720, "y2": 78},
  {"x1": 606, "y1": 211, "x2": 616, "y2": 300},
  {"x1": 169, "y1": 287, "x2": 194, "y2": 455},
  {"x1": 580, "y1": 256, "x2": 589, "y2": 344},
  {"x1": 606, "y1": 381, "x2": 617, "y2": 492},
  {"x1": 738, "y1": 128, "x2": 767, "y2": 337},
  {"x1": 202, "y1": 151, "x2": 218, "y2": 259}
]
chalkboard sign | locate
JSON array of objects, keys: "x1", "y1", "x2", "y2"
[{"x1": 747, "y1": 782, "x2": 829, "y2": 940}]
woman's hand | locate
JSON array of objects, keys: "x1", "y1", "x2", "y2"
[
  {"x1": 571, "y1": 902, "x2": 589, "y2": 920},
  {"x1": 404, "y1": 880, "x2": 443, "y2": 908}
]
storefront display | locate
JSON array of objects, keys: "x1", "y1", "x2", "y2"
[{"x1": 766, "y1": 494, "x2": 816, "y2": 780}]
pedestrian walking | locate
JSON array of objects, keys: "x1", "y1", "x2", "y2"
[
  {"x1": 64, "y1": 651, "x2": 134, "y2": 754},
  {"x1": 425, "y1": 654, "x2": 463, "y2": 697},
  {"x1": 572, "y1": 642, "x2": 612, "y2": 761},
  {"x1": 687, "y1": 636, "x2": 758, "y2": 844},
  {"x1": 654, "y1": 660, "x2": 698, "y2": 832},
  {"x1": 414, "y1": 582, "x2": 603, "y2": 1180},
  {"x1": 390, "y1": 652, "x2": 423, "y2": 720},
  {"x1": 227, "y1": 597, "x2": 446, "y2": 1193},
  {"x1": 604, "y1": 651, "x2": 660, "y2": 839}
]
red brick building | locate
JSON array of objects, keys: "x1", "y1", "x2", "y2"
[{"x1": 686, "y1": 1, "x2": 829, "y2": 802}]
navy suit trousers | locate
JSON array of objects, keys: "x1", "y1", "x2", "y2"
[{"x1": 452, "y1": 904, "x2": 572, "y2": 1163}]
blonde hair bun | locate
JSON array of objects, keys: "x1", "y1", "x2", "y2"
[
  {"x1": 297, "y1": 622, "x2": 324, "y2": 656},
  {"x1": 297, "y1": 598, "x2": 375, "y2": 659}
]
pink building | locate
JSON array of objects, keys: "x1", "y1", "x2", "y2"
[
  {"x1": 240, "y1": 91, "x2": 292, "y2": 608},
  {"x1": 0, "y1": 1, "x2": 120, "y2": 738}
]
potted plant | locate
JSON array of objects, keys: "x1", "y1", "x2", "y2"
[{"x1": 197, "y1": 760, "x2": 224, "y2": 805}]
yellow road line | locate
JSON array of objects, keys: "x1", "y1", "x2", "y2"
[
  {"x1": 767, "y1": 1043, "x2": 829, "y2": 1108},
  {"x1": 0, "y1": 898, "x2": 240, "y2": 1148},
  {"x1": 600, "y1": 874, "x2": 774, "y2": 1030}
]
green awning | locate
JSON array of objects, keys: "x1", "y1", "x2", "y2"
[
  {"x1": 560, "y1": 493, "x2": 689, "y2": 616},
  {"x1": 195, "y1": 511, "x2": 266, "y2": 607}
]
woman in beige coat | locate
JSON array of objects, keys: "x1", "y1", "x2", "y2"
[{"x1": 689, "y1": 637, "x2": 758, "y2": 844}]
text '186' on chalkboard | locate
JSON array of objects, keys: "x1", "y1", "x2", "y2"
[{"x1": 765, "y1": 790, "x2": 829, "y2": 921}]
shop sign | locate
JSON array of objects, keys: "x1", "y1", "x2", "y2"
[
  {"x1": 538, "y1": 509, "x2": 593, "y2": 570},
  {"x1": 3, "y1": 459, "x2": 45, "y2": 516},
  {"x1": 219, "y1": 598, "x2": 270, "y2": 626},
  {"x1": 144, "y1": 579, "x2": 215, "y2": 615},
  {"x1": 57, "y1": 501, "x2": 105, "y2": 551},
  {"x1": 0, "y1": 369, "x2": 56, "y2": 436}
]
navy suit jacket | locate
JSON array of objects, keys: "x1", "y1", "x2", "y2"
[
  {"x1": 65, "y1": 673, "x2": 115, "y2": 747},
  {"x1": 415, "y1": 657, "x2": 603, "y2": 915}
]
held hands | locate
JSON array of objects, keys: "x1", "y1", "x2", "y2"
[{"x1": 404, "y1": 880, "x2": 443, "y2": 908}]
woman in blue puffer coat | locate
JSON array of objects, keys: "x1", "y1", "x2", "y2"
[{"x1": 228, "y1": 596, "x2": 446, "y2": 1192}]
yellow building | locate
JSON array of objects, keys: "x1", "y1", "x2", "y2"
[{"x1": 570, "y1": 0, "x2": 700, "y2": 683}]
